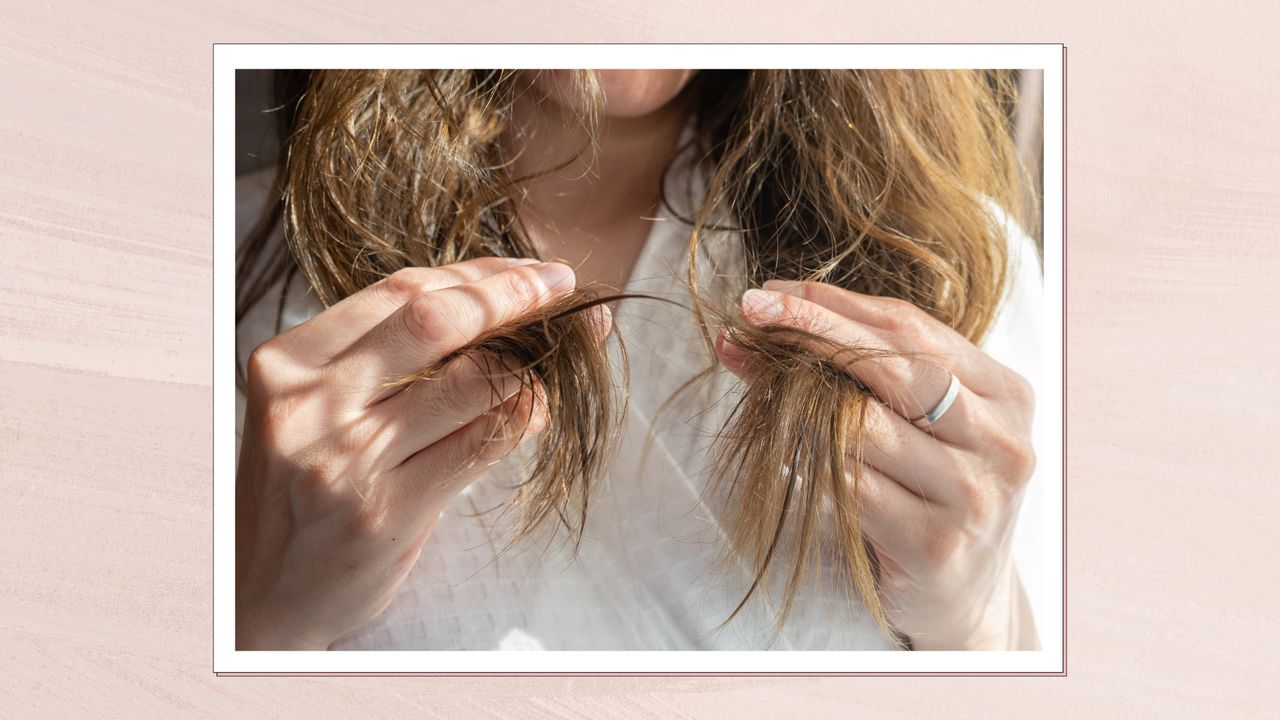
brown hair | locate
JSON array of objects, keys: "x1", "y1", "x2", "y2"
[{"x1": 237, "y1": 69, "x2": 1035, "y2": 644}]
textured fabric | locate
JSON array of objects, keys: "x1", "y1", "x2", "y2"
[{"x1": 234, "y1": 138, "x2": 1045, "y2": 651}]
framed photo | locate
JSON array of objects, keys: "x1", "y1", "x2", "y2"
[{"x1": 215, "y1": 43, "x2": 1064, "y2": 675}]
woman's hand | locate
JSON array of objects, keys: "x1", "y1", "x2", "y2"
[
  {"x1": 235, "y1": 257, "x2": 608, "y2": 650},
  {"x1": 715, "y1": 281, "x2": 1039, "y2": 651}
]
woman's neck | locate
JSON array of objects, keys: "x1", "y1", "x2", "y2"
[{"x1": 502, "y1": 86, "x2": 691, "y2": 289}]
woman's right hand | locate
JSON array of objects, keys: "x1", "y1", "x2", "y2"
[{"x1": 234, "y1": 257, "x2": 604, "y2": 650}]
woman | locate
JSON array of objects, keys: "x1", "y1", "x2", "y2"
[{"x1": 235, "y1": 69, "x2": 1043, "y2": 651}]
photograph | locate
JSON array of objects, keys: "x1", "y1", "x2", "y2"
[
  {"x1": 8, "y1": 0, "x2": 1277, "y2": 711},
  {"x1": 216, "y1": 45, "x2": 1063, "y2": 673}
]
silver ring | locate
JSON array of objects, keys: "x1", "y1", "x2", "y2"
[{"x1": 910, "y1": 373, "x2": 961, "y2": 428}]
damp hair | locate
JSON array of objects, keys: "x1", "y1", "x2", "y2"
[
  {"x1": 236, "y1": 69, "x2": 1036, "y2": 646},
  {"x1": 380, "y1": 290, "x2": 638, "y2": 549}
]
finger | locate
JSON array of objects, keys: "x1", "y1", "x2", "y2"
[
  {"x1": 271, "y1": 257, "x2": 541, "y2": 362},
  {"x1": 368, "y1": 351, "x2": 534, "y2": 468},
  {"x1": 333, "y1": 261, "x2": 577, "y2": 403},
  {"x1": 389, "y1": 386, "x2": 548, "y2": 518},
  {"x1": 764, "y1": 281, "x2": 1037, "y2": 442},
  {"x1": 857, "y1": 401, "x2": 972, "y2": 506},
  {"x1": 740, "y1": 288, "x2": 987, "y2": 447},
  {"x1": 761, "y1": 280, "x2": 1004, "y2": 397},
  {"x1": 719, "y1": 327, "x2": 974, "y2": 505},
  {"x1": 714, "y1": 331, "x2": 763, "y2": 382},
  {"x1": 842, "y1": 462, "x2": 933, "y2": 560}
]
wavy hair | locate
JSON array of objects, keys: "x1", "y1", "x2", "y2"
[{"x1": 237, "y1": 68, "x2": 1035, "y2": 645}]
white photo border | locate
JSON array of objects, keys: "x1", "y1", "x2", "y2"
[{"x1": 214, "y1": 43, "x2": 1065, "y2": 675}]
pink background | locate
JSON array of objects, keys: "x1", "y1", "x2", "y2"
[{"x1": 2, "y1": 2, "x2": 1276, "y2": 716}]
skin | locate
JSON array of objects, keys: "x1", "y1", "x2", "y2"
[
  {"x1": 237, "y1": 69, "x2": 1039, "y2": 651},
  {"x1": 235, "y1": 258, "x2": 611, "y2": 649},
  {"x1": 236, "y1": 70, "x2": 695, "y2": 650},
  {"x1": 504, "y1": 70, "x2": 698, "y2": 291},
  {"x1": 717, "y1": 285, "x2": 1040, "y2": 650}
]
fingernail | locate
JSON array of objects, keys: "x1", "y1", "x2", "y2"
[
  {"x1": 509, "y1": 258, "x2": 541, "y2": 266},
  {"x1": 762, "y1": 279, "x2": 802, "y2": 294},
  {"x1": 533, "y1": 262, "x2": 576, "y2": 292},
  {"x1": 742, "y1": 289, "x2": 783, "y2": 321}
]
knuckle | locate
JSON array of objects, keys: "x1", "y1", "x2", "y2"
[
  {"x1": 295, "y1": 454, "x2": 341, "y2": 494},
  {"x1": 402, "y1": 293, "x2": 456, "y2": 347},
  {"x1": 956, "y1": 477, "x2": 1005, "y2": 525},
  {"x1": 879, "y1": 297, "x2": 924, "y2": 333},
  {"x1": 384, "y1": 267, "x2": 434, "y2": 300},
  {"x1": 338, "y1": 414, "x2": 386, "y2": 459},
  {"x1": 284, "y1": 455, "x2": 354, "y2": 523},
  {"x1": 499, "y1": 267, "x2": 551, "y2": 308},
  {"x1": 304, "y1": 427, "x2": 363, "y2": 475},
  {"x1": 1006, "y1": 369, "x2": 1036, "y2": 411},
  {"x1": 426, "y1": 355, "x2": 496, "y2": 420},
  {"x1": 439, "y1": 423, "x2": 492, "y2": 476},
  {"x1": 920, "y1": 530, "x2": 961, "y2": 570},
  {"x1": 952, "y1": 475, "x2": 988, "y2": 512},
  {"x1": 990, "y1": 427, "x2": 1037, "y2": 486},
  {"x1": 466, "y1": 256, "x2": 517, "y2": 276},
  {"x1": 785, "y1": 282, "x2": 813, "y2": 302},
  {"x1": 1012, "y1": 440, "x2": 1037, "y2": 485},
  {"x1": 245, "y1": 340, "x2": 283, "y2": 385},
  {"x1": 884, "y1": 357, "x2": 924, "y2": 395},
  {"x1": 287, "y1": 459, "x2": 395, "y2": 542},
  {"x1": 341, "y1": 502, "x2": 394, "y2": 544},
  {"x1": 278, "y1": 415, "x2": 382, "y2": 492}
]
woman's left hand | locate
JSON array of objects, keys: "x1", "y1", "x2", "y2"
[{"x1": 715, "y1": 280, "x2": 1040, "y2": 651}]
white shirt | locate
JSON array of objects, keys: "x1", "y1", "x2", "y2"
[{"x1": 235, "y1": 142, "x2": 1045, "y2": 651}]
